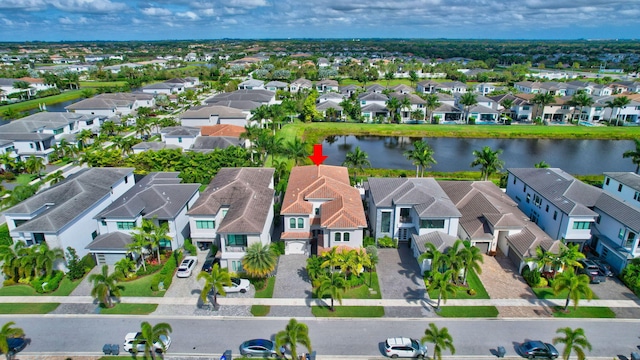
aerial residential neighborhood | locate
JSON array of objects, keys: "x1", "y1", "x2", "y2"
[{"x1": 2, "y1": 38, "x2": 640, "y2": 359}]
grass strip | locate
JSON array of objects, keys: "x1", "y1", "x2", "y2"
[
  {"x1": 100, "y1": 303, "x2": 158, "y2": 315},
  {"x1": 552, "y1": 306, "x2": 615, "y2": 318},
  {"x1": 436, "y1": 306, "x2": 499, "y2": 317},
  {"x1": 311, "y1": 305, "x2": 384, "y2": 317},
  {"x1": 0, "y1": 303, "x2": 59, "y2": 314}
]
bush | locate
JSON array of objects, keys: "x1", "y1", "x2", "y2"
[
  {"x1": 345, "y1": 274, "x2": 364, "y2": 288},
  {"x1": 363, "y1": 236, "x2": 375, "y2": 247},
  {"x1": 32, "y1": 271, "x2": 64, "y2": 293},
  {"x1": 184, "y1": 238, "x2": 198, "y2": 255},
  {"x1": 66, "y1": 247, "x2": 85, "y2": 280},
  {"x1": 523, "y1": 266, "x2": 541, "y2": 287},
  {"x1": 537, "y1": 278, "x2": 548, "y2": 288},
  {"x1": 151, "y1": 274, "x2": 161, "y2": 291},
  {"x1": 467, "y1": 288, "x2": 477, "y2": 296},
  {"x1": 270, "y1": 241, "x2": 285, "y2": 256},
  {"x1": 378, "y1": 236, "x2": 398, "y2": 248},
  {"x1": 3, "y1": 279, "x2": 16, "y2": 287},
  {"x1": 79, "y1": 253, "x2": 96, "y2": 273},
  {"x1": 151, "y1": 250, "x2": 182, "y2": 292},
  {"x1": 136, "y1": 263, "x2": 162, "y2": 277}
]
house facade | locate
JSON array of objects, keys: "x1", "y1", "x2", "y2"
[{"x1": 160, "y1": 126, "x2": 201, "y2": 150}]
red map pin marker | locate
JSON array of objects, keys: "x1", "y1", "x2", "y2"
[{"x1": 308, "y1": 144, "x2": 328, "y2": 166}]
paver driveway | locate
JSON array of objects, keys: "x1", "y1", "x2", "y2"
[
  {"x1": 269, "y1": 254, "x2": 312, "y2": 317},
  {"x1": 376, "y1": 246, "x2": 426, "y2": 299}
]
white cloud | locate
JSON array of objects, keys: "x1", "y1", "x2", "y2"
[
  {"x1": 48, "y1": 0, "x2": 127, "y2": 13},
  {"x1": 141, "y1": 7, "x2": 172, "y2": 16},
  {"x1": 177, "y1": 11, "x2": 200, "y2": 20},
  {"x1": 0, "y1": 0, "x2": 46, "y2": 9}
]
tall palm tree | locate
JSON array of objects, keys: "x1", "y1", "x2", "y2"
[
  {"x1": 24, "y1": 155, "x2": 46, "y2": 178},
  {"x1": 317, "y1": 271, "x2": 346, "y2": 311},
  {"x1": 421, "y1": 323, "x2": 455, "y2": 360},
  {"x1": 0, "y1": 242, "x2": 27, "y2": 282},
  {"x1": 418, "y1": 243, "x2": 446, "y2": 274},
  {"x1": 89, "y1": 264, "x2": 125, "y2": 308},
  {"x1": 623, "y1": 138, "x2": 640, "y2": 174},
  {"x1": 403, "y1": 140, "x2": 436, "y2": 177},
  {"x1": 148, "y1": 220, "x2": 171, "y2": 265},
  {"x1": 35, "y1": 243, "x2": 64, "y2": 278},
  {"x1": 241, "y1": 242, "x2": 277, "y2": 278},
  {"x1": 342, "y1": 146, "x2": 370, "y2": 184},
  {"x1": 557, "y1": 244, "x2": 585, "y2": 274},
  {"x1": 427, "y1": 270, "x2": 457, "y2": 310},
  {"x1": 0, "y1": 321, "x2": 25, "y2": 360},
  {"x1": 553, "y1": 327, "x2": 592, "y2": 360},
  {"x1": 458, "y1": 240, "x2": 483, "y2": 285},
  {"x1": 606, "y1": 96, "x2": 631, "y2": 126},
  {"x1": 572, "y1": 93, "x2": 594, "y2": 124},
  {"x1": 470, "y1": 146, "x2": 504, "y2": 181},
  {"x1": 552, "y1": 270, "x2": 593, "y2": 311},
  {"x1": 399, "y1": 96, "x2": 412, "y2": 122},
  {"x1": 424, "y1": 94, "x2": 441, "y2": 123},
  {"x1": 197, "y1": 264, "x2": 232, "y2": 309},
  {"x1": 459, "y1": 92, "x2": 478, "y2": 123},
  {"x1": 499, "y1": 98, "x2": 514, "y2": 120},
  {"x1": 531, "y1": 245, "x2": 557, "y2": 274},
  {"x1": 532, "y1": 92, "x2": 555, "y2": 122},
  {"x1": 275, "y1": 318, "x2": 312, "y2": 360},
  {"x1": 285, "y1": 138, "x2": 310, "y2": 166},
  {"x1": 127, "y1": 229, "x2": 150, "y2": 272},
  {"x1": 385, "y1": 97, "x2": 401, "y2": 123},
  {"x1": 133, "y1": 321, "x2": 172, "y2": 359},
  {"x1": 320, "y1": 247, "x2": 344, "y2": 273}
]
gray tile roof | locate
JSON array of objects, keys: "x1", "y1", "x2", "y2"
[
  {"x1": 508, "y1": 168, "x2": 600, "y2": 216},
  {"x1": 204, "y1": 89, "x2": 275, "y2": 104},
  {"x1": 132, "y1": 142, "x2": 182, "y2": 151},
  {"x1": 6, "y1": 167, "x2": 134, "y2": 233},
  {"x1": 0, "y1": 112, "x2": 96, "y2": 135},
  {"x1": 203, "y1": 100, "x2": 261, "y2": 111},
  {"x1": 188, "y1": 167, "x2": 275, "y2": 234},
  {"x1": 412, "y1": 231, "x2": 457, "y2": 254},
  {"x1": 358, "y1": 92, "x2": 388, "y2": 102},
  {"x1": 604, "y1": 172, "x2": 640, "y2": 192},
  {"x1": 316, "y1": 102, "x2": 343, "y2": 111},
  {"x1": 191, "y1": 136, "x2": 242, "y2": 151},
  {"x1": 180, "y1": 105, "x2": 247, "y2": 119},
  {"x1": 265, "y1": 81, "x2": 289, "y2": 88},
  {"x1": 160, "y1": 126, "x2": 201, "y2": 137},
  {"x1": 594, "y1": 192, "x2": 640, "y2": 233},
  {"x1": 85, "y1": 231, "x2": 132, "y2": 251},
  {"x1": 361, "y1": 103, "x2": 388, "y2": 112},
  {"x1": 388, "y1": 92, "x2": 426, "y2": 104},
  {"x1": 367, "y1": 177, "x2": 461, "y2": 218},
  {"x1": 95, "y1": 172, "x2": 199, "y2": 220}
]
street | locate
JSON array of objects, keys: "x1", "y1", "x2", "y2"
[{"x1": 6, "y1": 315, "x2": 640, "y2": 358}]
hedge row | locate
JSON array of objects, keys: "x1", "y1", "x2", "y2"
[{"x1": 151, "y1": 250, "x2": 183, "y2": 292}]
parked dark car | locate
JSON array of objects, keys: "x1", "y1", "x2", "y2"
[
  {"x1": 201, "y1": 257, "x2": 220, "y2": 273},
  {"x1": 578, "y1": 259, "x2": 607, "y2": 283},
  {"x1": 0, "y1": 337, "x2": 27, "y2": 356},
  {"x1": 239, "y1": 339, "x2": 278, "y2": 358},
  {"x1": 517, "y1": 341, "x2": 559, "y2": 359},
  {"x1": 591, "y1": 259, "x2": 614, "y2": 277}
]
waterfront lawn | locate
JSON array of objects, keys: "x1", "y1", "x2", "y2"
[
  {"x1": 100, "y1": 303, "x2": 158, "y2": 315},
  {"x1": 436, "y1": 306, "x2": 499, "y2": 318},
  {"x1": 0, "y1": 276, "x2": 82, "y2": 296},
  {"x1": 312, "y1": 305, "x2": 384, "y2": 317},
  {"x1": 0, "y1": 303, "x2": 60, "y2": 314},
  {"x1": 552, "y1": 306, "x2": 615, "y2": 318},
  {"x1": 0, "y1": 90, "x2": 83, "y2": 113}
]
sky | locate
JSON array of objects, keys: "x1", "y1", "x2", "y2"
[{"x1": 0, "y1": 0, "x2": 639, "y2": 42}]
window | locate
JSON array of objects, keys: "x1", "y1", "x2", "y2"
[
  {"x1": 618, "y1": 184, "x2": 623, "y2": 192},
  {"x1": 343, "y1": 233, "x2": 350, "y2": 242},
  {"x1": 605, "y1": 178, "x2": 610, "y2": 185},
  {"x1": 625, "y1": 231, "x2": 636, "y2": 248},
  {"x1": 545, "y1": 205, "x2": 549, "y2": 212},
  {"x1": 400, "y1": 208, "x2": 411, "y2": 223},
  {"x1": 124, "y1": 176, "x2": 128, "y2": 184},
  {"x1": 231, "y1": 260, "x2": 243, "y2": 272},
  {"x1": 13, "y1": 219, "x2": 27, "y2": 228},
  {"x1": 523, "y1": 106, "x2": 530, "y2": 110},
  {"x1": 513, "y1": 177, "x2": 516, "y2": 185},
  {"x1": 196, "y1": 220, "x2": 215, "y2": 229},
  {"x1": 226, "y1": 234, "x2": 247, "y2": 247},
  {"x1": 596, "y1": 216, "x2": 601, "y2": 224},
  {"x1": 335, "y1": 233, "x2": 342, "y2": 242},
  {"x1": 91, "y1": 231, "x2": 98, "y2": 240},
  {"x1": 297, "y1": 218, "x2": 304, "y2": 228},
  {"x1": 553, "y1": 211, "x2": 558, "y2": 220},
  {"x1": 289, "y1": 218, "x2": 296, "y2": 229},
  {"x1": 420, "y1": 219, "x2": 445, "y2": 229},
  {"x1": 159, "y1": 219, "x2": 168, "y2": 228},
  {"x1": 315, "y1": 208, "x2": 320, "y2": 215},
  {"x1": 86, "y1": 120, "x2": 94, "y2": 125},
  {"x1": 533, "y1": 194, "x2": 542, "y2": 207},
  {"x1": 117, "y1": 221, "x2": 136, "y2": 230},
  {"x1": 33, "y1": 233, "x2": 45, "y2": 244},
  {"x1": 618, "y1": 228, "x2": 625, "y2": 239},
  {"x1": 222, "y1": 209, "x2": 228, "y2": 218},
  {"x1": 523, "y1": 185, "x2": 526, "y2": 192},
  {"x1": 526, "y1": 193, "x2": 531, "y2": 203},
  {"x1": 53, "y1": 128, "x2": 63, "y2": 135},
  {"x1": 635, "y1": 192, "x2": 640, "y2": 202},
  {"x1": 572, "y1": 221, "x2": 590, "y2": 230},
  {"x1": 178, "y1": 137, "x2": 183, "y2": 143},
  {"x1": 101, "y1": 220, "x2": 106, "y2": 226},
  {"x1": 381, "y1": 212, "x2": 391, "y2": 233}
]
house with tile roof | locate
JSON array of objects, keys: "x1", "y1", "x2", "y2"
[
  {"x1": 315, "y1": 79, "x2": 339, "y2": 93},
  {"x1": 4, "y1": 168, "x2": 135, "y2": 259},
  {"x1": 87, "y1": 172, "x2": 200, "y2": 265},
  {"x1": 289, "y1": 78, "x2": 313, "y2": 93},
  {"x1": 265, "y1": 81, "x2": 289, "y2": 92},
  {"x1": 204, "y1": 90, "x2": 277, "y2": 114},
  {"x1": 366, "y1": 177, "x2": 461, "y2": 244},
  {"x1": 602, "y1": 172, "x2": 640, "y2": 205},
  {"x1": 187, "y1": 167, "x2": 275, "y2": 271},
  {"x1": 388, "y1": 92, "x2": 426, "y2": 123},
  {"x1": 280, "y1": 165, "x2": 366, "y2": 255},
  {"x1": 160, "y1": 126, "x2": 201, "y2": 150},
  {"x1": 179, "y1": 104, "x2": 249, "y2": 127},
  {"x1": 238, "y1": 79, "x2": 265, "y2": 90},
  {"x1": 132, "y1": 141, "x2": 181, "y2": 154},
  {"x1": 65, "y1": 93, "x2": 155, "y2": 117}
]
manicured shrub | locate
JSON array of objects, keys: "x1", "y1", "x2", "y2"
[
  {"x1": 363, "y1": 236, "x2": 375, "y2": 247},
  {"x1": 65, "y1": 247, "x2": 85, "y2": 280},
  {"x1": 150, "y1": 274, "x2": 161, "y2": 291},
  {"x1": 184, "y1": 238, "x2": 198, "y2": 255},
  {"x1": 136, "y1": 263, "x2": 162, "y2": 277},
  {"x1": 467, "y1": 288, "x2": 477, "y2": 296},
  {"x1": 79, "y1": 253, "x2": 96, "y2": 273},
  {"x1": 32, "y1": 271, "x2": 64, "y2": 293},
  {"x1": 378, "y1": 236, "x2": 397, "y2": 248},
  {"x1": 270, "y1": 241, "x2": 285, "y2": 256}
]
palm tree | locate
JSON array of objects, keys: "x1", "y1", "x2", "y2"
[
  {"x1": 534, "y1": 161, "x2": 550, "y2": 168},
  {"x1": 499, "y1": 98, "x2": 514, "y2": 120},
  {"x1": 0, "y1": 153, "x2": 16, "y2": 173},
  {"x1": 275, "y1": 318, "x2": 312, "y2": 360},
  {"x1": 403, "y1": 140, "x2": 436, "y2": 177},
  {"x1": 342, "y1": 146, "x2": 370, "y2": 184},
  {"x1": 133, "y1": 321, "x2": 172, "y2": 359},
  {"x1": 35, "y1": 243, "x2": 64, "y2": 278},
  {"x1": 320, "y1": 247, "x2": 344, "y2": 273},
  {"x1": 552, "y1": 270, "x2": 593, "y2": 311},
  {"x1": 421, "y1": 323, "x2": 455, "y2": 360},
  {"x1": 385, "y1": 97, "x2": 401, "y2": 123},
  {"x1": 572, "y1": 93, "x2": 594, "y2": 124},
  {"x1": 89, "y1": 264, "x2": 125, "y2": 308},
  {"x1": 399, "y1": 96, "x2": 412, "y2": 122},
  {"x1": 606, "y1": 96, "x2": 631, "y2": 126},
  {"x1": 424, "y1": 94, "x2": 441, "y2": 123},
  {"x1": 427, "y1": 270, "x2": 457, "y2": 310},
  {"x1": 0, "y1": 321, "x2": 25, "y2": 360},
  {"x1": 127, "y1": 229, "x2": 150, "y2": 272},
  {"x1": 114, "y1": 257, "x2": 136, "y2": 279},
  {"x1": 623, "y1": 138, "x2": 640, "y2": 174},
  {"x1": 459, "y1": 92, "x2": 478, "y2": 123},
  {"x1": 458, "y1": 240, "x2": 483, "y2": 285},
  {"x1": 557, "y1": 244, "x2": 585, "y2": 274},
  {"x1": 47, "y1": 170, "x2": 65, "y2": 185},
  {"x1": 317, "y1": 271, "x2": 346, "y2": 311},
  {"x1": 553, "y1": 327, "x2": 592, "y2": 360},
  {"x1": 197, "y1": 263, "x2": 232, "y2": 309},
  {"x1": 285, "y1": 138, "x2": 310, "y2": 166},
  {"x1": 148, "y1": 220, "x2": 171, "y2": 265},
  {"x1": 241, "y1": 242, "x2": 277, "y2": 278},
  {"x1": 25, "y1": 155, "x2": 46, "y2": 178},
  {"x1": 531, "y1": 245, "x2": 556, "y2": 274},
  {"x1": 532, "y1": 92, "x2": 555, "y2": 122},
  {"x1": 418, "y1": 243, "x2": 446, "y2": 274},
  {"x1": 470, "y1": 146, "x2": 504, "y2": 181}
]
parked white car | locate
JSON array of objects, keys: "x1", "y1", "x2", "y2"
[
  {"x1": 123, "y1": 332, "x2": 171, "y2": 354},
  {"x1": 223, "y1": 278, "x2": 250, "y2": 293},
  {"x1": 176, "y1": 256, "x2": 198, "y2": 278},
  {"x1": 384, "y1": 337, "x2": 427, "y2": 358}
]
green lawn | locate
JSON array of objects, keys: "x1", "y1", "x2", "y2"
[
  {"x1": 0, "y1": 90, "x2": 83, "y2": 113},
  {"x1": 552, "y1": 306, "x2": 615, "y2": 318},
  {"x1": 0, "y1": 303, "x2": 59, "y2": 314},
  {"x1": 436, "y1": 306, "x2": 499, "y2": 318},
  {"x1": 100, "y1": 303, "x2": 158, "y2": 315},
  {"x1": 342, "y1": 272, "x2": 382, "y2": 299},
  {"x1": 427, "y1": 269, "x2": 489, "y2": 300},
  {"x1": 118, "y1": 274, "x2": 165, "y2": 297},
  {"x1": 79, "y1": 81, "x2": 127, "y2": 88},
  {"x1": 0, "y1": 276, "x2": 83, "y2": 296},
  {"x1": 15, "y1": 173, "x2": 37, "y2": 185},
  {"x1": 251, "y1": 276, "x2": 276, "y2": 316},
  {"x1": 312, "y1": 305, "x2": 384, "y2": 317},
  {"x1": 532, "y1": 287, "x2": 599, "y2": 300}
]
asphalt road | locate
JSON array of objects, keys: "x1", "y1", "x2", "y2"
[{"x1": 6, "y1": 315, "x2": 640, "y2": 358}]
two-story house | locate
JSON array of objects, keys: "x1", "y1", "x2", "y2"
[
  {"x1": 505, "y1": 168, "x2": 600, "y2": 247},
  {"x1": 187, "y1": 167, "x2": 275, "y2": 272},
  {"x1": 87, "y1": 172, "x2": 200, "y2": 265},
  {"x1": 280, "y1": 165, "x2": 367, "y2": 255},
  {"x1": 160, "y1": 126, "x2": 201, "y2": 150},
  {"x1": 4, "y1": 168, "x2": 135, "y2": 259}
]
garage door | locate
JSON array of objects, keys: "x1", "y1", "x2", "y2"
[
  {"x1": 508, "y1": 246, "x2": 522, "y2": 271},
  {"x1": 285, "y1": 240, "x2": 307, "y2": 255},
  {"x1": 95, "y1": 253, "x2": 124, "y2": 265},
  {"x1": 474, "y1": 242, "x2": 490, "y2": 254}
]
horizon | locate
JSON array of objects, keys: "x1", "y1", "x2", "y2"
[{"x1": 1, "y1": 0, "x2": 638, "y2": 42}]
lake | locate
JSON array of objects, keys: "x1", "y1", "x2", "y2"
[{"x1": 321, "y1": 135, "x2": 637, "y2": 175}]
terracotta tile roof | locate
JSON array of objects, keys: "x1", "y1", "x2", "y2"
[
  {"x1": 281, "y1": 165, "x2": 366, "y2": 229},
  {"x1": 280, "y1": 231, "x2": 312, "y2": 239},
  {"x1": 200, "y1": 124, "x2": 246, "y2": 137}
]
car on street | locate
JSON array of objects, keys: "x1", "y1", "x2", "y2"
[
  {"x1": 0, "y1": 337, "x2": 27, "y2": 356},
  {"x1": 123, "y1": 332, "x2": 171, "y2": 354},
  {"x1": 239, "y1": 338, "x2": 278, "y2": 358},
  {"x1": 176, "y1": 256, "x2": 198, "y2": 278},
  {"x1": 517, "y1": 340, "x2": 558, "y2": 359},
  {"x1": 201, "y1": 256, "x2": 220, "y2": 273},
  {"x1": 384, "y1": 337, "x2": 427, "y2": 358},
  {"x1": 224, "y1": 277, "x2": 251, "y2": 293}
]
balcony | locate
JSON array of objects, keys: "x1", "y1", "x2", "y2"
[
  {"x1": 399, "y1": 216, "x2": 413, "y2": 223},
  {"x1": 225, "y1": 246, "x2": 246, "y2": 252}
]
